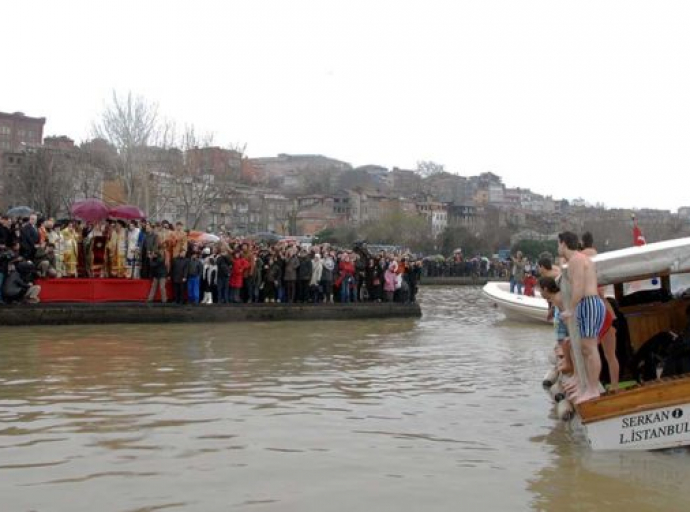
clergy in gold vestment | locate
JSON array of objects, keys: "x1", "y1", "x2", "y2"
[
  {"x1": 107, "y1": 221, "x2": 128, "y2": 278},
  {"x1": 173, "y1": 222, "x2": 188, "y2": 260},
  {"x1": 61, "y1": 222, "x2": 79, "y2": 278}
]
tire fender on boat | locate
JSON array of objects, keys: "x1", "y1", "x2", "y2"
[
  {"x1": 542, "y1": 368, "x2": 559, "y2": 389},
  {"x1": 557, "y1": 399, "x2": 574, "y2": 421},
  {"x1": 550, "y1": 381, "x2": 565, "y2": 403}
]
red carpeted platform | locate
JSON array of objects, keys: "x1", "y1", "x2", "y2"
[{"x1": 36, "y1": 278, "x2": 171, "y2": 303}]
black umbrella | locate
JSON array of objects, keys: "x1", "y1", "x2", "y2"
[{"x1": 6, "y1": 205, "x2": 33, "y2": 217}]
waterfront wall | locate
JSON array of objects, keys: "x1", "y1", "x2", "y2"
[{"x1": 0, "y1": 302, "x2": 422, "y2": 327}]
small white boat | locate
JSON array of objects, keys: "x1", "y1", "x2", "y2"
[
  {"x1": 551, "y1": 236, "x2": 690, "y2": 451},
  {"x1": 482, "y1": 281, "x2": 550, "y2": 324}
]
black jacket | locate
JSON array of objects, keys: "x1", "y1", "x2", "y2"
[
  {"x1": 20, "y1": 223, "x2": 39, "y2": 259},
  {"x1": 171, "y1": 256, "x2": 189, "y2": 283},
  {"x1": 187, "y1": 259, "x2": 203, "y2": 278},
  {"x1": 0, "y1": 224, "x2": 13, "y2": 248},
  {"x1": 149, "y1": 256, "x2": 168, "y2": 278},
  {"x1": 216, "y1": 254, "x2": 232, "y2": 278},
  {"x1": 297, "y1": 257, "x2": 312, "y2": 281},
  {"x1": 2, "y1": 270, "x2": 30, "y2": 299}
]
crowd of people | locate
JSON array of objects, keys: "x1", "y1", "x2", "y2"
[
  {"x1": 421, "y1": 255, "x2": 509, "y2": 279},
  {"x1": 0, "y1": 214, "x2": 424, "y2": 306}
]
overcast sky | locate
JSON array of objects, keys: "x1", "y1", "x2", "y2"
[{"x1": 3, "y1": 1, "x2": 689, "y2": 211}]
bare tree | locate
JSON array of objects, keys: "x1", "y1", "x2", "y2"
[
  {"x1": 92, "y1": 91, "x2": 159, "y2": 205},
  {"x1": 3, "y1": 148, "x2": 73, "y2": 218},
  {"x1": 168, "y1": 126, "x2": 227, "y2": 229}
]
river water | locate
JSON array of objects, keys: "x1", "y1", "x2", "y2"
[{"x1": 1, "y1": 287, "x2": 690, "y2": 512}]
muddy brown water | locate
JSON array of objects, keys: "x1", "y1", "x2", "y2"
[{"x1": 2, "y1": 287, "x2": 690, "y2": 511}]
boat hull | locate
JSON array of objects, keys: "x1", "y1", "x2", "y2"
[
  {"x1": 577, "y1": 376, "x2": 690, "y2": 451},
  {"x1": 583, "y1": 403, "x2": 690, "y2": 451},
  {"x1": 482, "y1": 281, "x2": 550, "y2": 324}
]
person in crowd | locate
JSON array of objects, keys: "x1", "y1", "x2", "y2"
[
  {"x1": 85, "y1": 221, "x2": 108, "y2": 278},
  {"x1": 297, "y1": 250, "x2": 312, "y2": 303},
  {"x1": 264, "y1": 254, "x2": 282, "y2": 303},
  {"x1": 171, "y1": 249, "x2": 189, "y2": 304},
  {"x1": 310, "y1": 253, "x2": 323, "y2": 303},
  {"x1": 61, "y1": 221, "x2": 79, "y2": 278},
  {"x1": 186, "y1": 251, "x2": 203, "y2": 305},
  {"x1": 0, "y1": 240, "x2": 18, "y2": 305},
  {"x1": 407, "y1": 260, "x2": 422, "y2": 303},
  {"x1": 355, "y1": 252, "x2": 366, "y2": 302},
  {"x1": 284, "y1": 249, "x2": 299, "y2": 303},
  {"x1": 46, "y1": 221, "x2": 65, "y2": 277},
  {"x1": 19, "y1": 214, "x2": 40, "y2": 262},
  {"x1": 248, "y1": 252, "x2": 262, "y2": 303},
  {"x1": 320, "y1": 252, "x2": 335, "y2": 303},
  {"x1": 383, "y1": 260, "x2": 398, "y2": 302},
  {"x1": 147, "y1": 251, "x2": 168, "y2": 303},
  {"x1": 3, "y1": 260, "x2": 41, "y2": 304},
  {"x1": 126, "y1": 221, "x2": 142, "y2": 279},
  {"x1": 365, "y1": 258, "x2": 382, "y2": 302},
  {"x1": 523, "y1": 271, "x2": 537, "y2": 297},
  {"x1": 337, "y1": 253, "x2": 355, "y2": 303},
  {"x1": 0, "y1": 215, "x2": 14, "y2": 250},
  {"x1": 35, "y1": 243, "x2": 57, "y2": 278},
  {"x1": 510, "y1": 250, "x2": 526, "y2": 295},
  {"x1": 159, "y1": 221, "x2": 173, "y2": 271},
  {"x1": 216, "y1": 247, "x2": 232, "y2": 304},
  {"x1": 107, "y1": 221, "x2": 128, "y2": 278},
  {"x1": 229, "y1": 250, "x2": 249, "y2": 303}
]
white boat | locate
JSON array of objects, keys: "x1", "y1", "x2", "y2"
[
  {"x1": 553, "y1": 236, "x2": 690, "y2": 451},
  {"x1": 482, "y1": 281, "x2": 550, "y2": 324}
]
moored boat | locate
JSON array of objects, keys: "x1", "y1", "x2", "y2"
[
  {"x1": 547, "y1": 236, "x2": 690, "y2": 451},
  {"x1": 482, "y1": 281, "x2": 550, "y2": 324}
]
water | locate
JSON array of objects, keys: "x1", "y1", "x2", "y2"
[{"x1": 1, "y1": 287, "x2": 689, "y2": 512}]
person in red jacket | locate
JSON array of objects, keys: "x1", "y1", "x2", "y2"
[
  {"x1": 229, "y1": 251, "x2": 250, "y2": 303},
  {"x1": 523, "y1": 272, "x2": 537, "y2": 297},
  {"x1": 338, "y1": 254, "x2": 355, "y2": 303}
]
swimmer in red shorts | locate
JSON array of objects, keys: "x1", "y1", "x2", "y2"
[{"x1": 598, "y1": 294, "x2": 620, "y2": 392}]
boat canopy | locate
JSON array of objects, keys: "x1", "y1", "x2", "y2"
[{"x1": 592, "y1": 237, "x2": 690, "y2": 286}]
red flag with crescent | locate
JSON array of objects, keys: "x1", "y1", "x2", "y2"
[{"x1": 633, "y1": 216, "x2": 646, "y2": 246}]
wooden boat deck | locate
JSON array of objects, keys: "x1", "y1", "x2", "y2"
[{"x1": 576, "y1": 374, "x2": 690, "y2": 424}]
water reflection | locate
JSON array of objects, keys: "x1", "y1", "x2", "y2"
[{"x1": 1, "y1": 287, "x2": 689, "y2": 511}]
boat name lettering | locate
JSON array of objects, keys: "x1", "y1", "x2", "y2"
[
  {"x1": 618, "y1": 420, "x2": 690, "y2": 445},
  {"x1": 621, "y1": 409, "x2": 679, "y2": 429}
]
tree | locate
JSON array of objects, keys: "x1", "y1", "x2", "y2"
[
  {"x1": 511, "y1": 239, "x2": 558, "y2": 261},
  {"x1": 315, "y1": 225, "x2": 359, "y2": 247},
  {"x1": 3, "y1": 148, "x2": 73, "y2": 218},
  {"x1": 439, "y1": 226, "x2": 486, "y2": 256},
  {"x1": 164, "y1": 126, "x2": 230, "y2": 229},
  {"x1": 360, "y1": 209, "x2": 435, "y2": 253},
  {"x1": 92, "y1": 91, "x2": 160, "y2": 206},
  {"x1": 415, "y1": 160, "x2": 445, "y2": 178}
]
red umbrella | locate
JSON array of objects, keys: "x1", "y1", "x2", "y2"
[
  {"x1": 109, "y1": 204, "x2": 146, "y2": 220},
  {"x1": 71, "y1": 199, "x2": 110, "y2": 223}
]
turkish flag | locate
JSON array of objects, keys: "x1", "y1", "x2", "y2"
[{"x1": 633, "y1": 219, "x2": 646, "y2": 246}]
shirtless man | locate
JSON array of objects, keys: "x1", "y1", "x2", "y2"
[
  {"x1": 558, "y1": 231, "x2": 605, "y2": 403},
  {"x1": 579, "y1": 231, "x2": 620, "y2": 392},
  {"x1": 581, "y1": 231, "x2": 597, "y2": 258}
]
